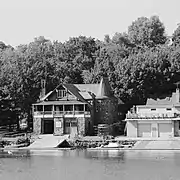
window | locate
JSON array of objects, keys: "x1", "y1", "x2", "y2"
[
  {"x1": 74, "y1": 104, "x2": 84, "y2": 111},
  {"x1": 36, "y1": 105, "x2": 43, "y2": 111},
  {"x1": 151, "y1": 108, "x2": 156, "y2": 111},
  {"x1": 57, "y1": 90, "x2": 66, "y2": 98},
  {"x1": 166, "y1": 108, "x2": 172, "y2": 111},
  {"x1": 64, "y1": 105, "x2": 73, "y2": 113}
]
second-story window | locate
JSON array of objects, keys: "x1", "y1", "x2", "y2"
[
  {"x1": 166, "y1": 108, "x2": 172, "y2": 111},
  {"x1": 151, "y1": 108, "x2": 156, "y2": 111},
  {"x1": 57, "y1": 90, "x2": 66, "y2": 98}
]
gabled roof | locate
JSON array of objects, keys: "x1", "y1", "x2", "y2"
[
  {"x1": 40, "y1": 91, "x2": 53, "y2": 101},
  {"x1": 79, "y1": 92, "x2": 92, "y2": 100},
  {"x1": 63, "y1": 84, "x2": 88, "y2": 103},
  {"x1": 38, "y1": 77, "x2": 120, "y2": 104},
  {"x1": 74, "y1": 77, "x2": 113, "y2": 99},
  {"x1": 74, "y1": 84, "x2": 100, "y2": 95}
]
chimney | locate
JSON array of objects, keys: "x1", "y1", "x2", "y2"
[
  {"x1": 176, "y1": 88, "x2": 180, "y2": 103},
  {"x1": 40, "y1": 79, "x2": 46, "y2": 99}
]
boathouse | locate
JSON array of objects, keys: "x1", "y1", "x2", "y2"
[
  {"x1": 32, "y1": 77, "x2": 118, "y2": 136},
  {"x1": 125, "y1": 88, "x2": 180, "y2": 138}
]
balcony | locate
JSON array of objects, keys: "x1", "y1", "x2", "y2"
[
  {"x1": 44, "y1": 111, "x2": 53, "y2": 115},
  {"x1": 54, "y1": 111, "x2": 64, "y2": 116},
  {"x1": 33, "y1": 111, "x2": 44, "y2": 116},
  {"x1": 126, "y1": 111, "x2": 180, "y2": 120},
  {"x1": 33, "y1": 104, "x2": 91, "y2": 117},
  {"x1": 33, "y1": 110, "x2": 91, "y2": 117},
  {"x1": 74, "y1": 111, "x2": 85, "y2": 114}
]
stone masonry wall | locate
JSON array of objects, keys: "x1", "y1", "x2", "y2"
[
  {"x1": 96, "y1": 97, "x2": 118, "y2": 126},
  {"x1": 85, "y1": 117, "x2": 91, "y2": 135},
  {"x1": 77, "y1": 117, "x2": 85, "y2": 136},
  {"x1": 33, "y1": 118, "x2": 41, "y2": 134}
]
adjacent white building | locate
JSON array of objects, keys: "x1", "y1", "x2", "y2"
[{"x1": 125, "y1": 89, "x2": 180, "y2": 138}]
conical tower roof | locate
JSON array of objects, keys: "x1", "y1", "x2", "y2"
[{"x1": 97, "y1": 77, "x2": 112, "y2": 97}]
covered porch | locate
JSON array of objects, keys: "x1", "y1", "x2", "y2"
[{"x1": 32, "y1": 101, "x2": 90, "y2": 118}]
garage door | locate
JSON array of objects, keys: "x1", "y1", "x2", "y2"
[
  {"x1": 158, "y1": 123, "x2": 172, "y2": 137},
  {"x1": 138, "y1": 123, "x2": 151, "y2": 137}
]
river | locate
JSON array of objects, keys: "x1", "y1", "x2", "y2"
[{"x1": 0, "y1": 149, "x2": 180, "y2": 180}]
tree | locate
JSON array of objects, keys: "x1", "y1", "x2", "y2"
[
  {"x1": 104, "y1": 34, "x2": 111, "y2": 44},
  {"x1": 112, "y1": 32, "x2": 134, "y2": 48},
  {"x1": 0, "y1": 41, "x2": 8, "y2": 50},
  {"x1": 128, "y1": 16, "x2": 167, "y2": 48},
  {"x1": 172, "y1": 25, "x2": 180, "y2": 46}
]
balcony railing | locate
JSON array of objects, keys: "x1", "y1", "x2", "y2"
[
  {"x1": 33, "y1": 111, "x2": 90, "y2": 116},
  {"x1": 65, "y1": 111, "x2": 74, "y2": 115},
  {"x1": 74, "y1": 111, "x2": 85, "y2": 114},
  {"x1": 44, "y1": 111, "x2": 53, "y2": 115},
  {"x1": 33, "y1": 111, "x2": 44, "y2": 116},
  {"x1": 54, "y1": 111, "x2": 64, "y2": 116},
  {"x1": 84, "y1": 111, "x2": 91, "y2": 115},
  {"x1": 126, "y1": 112, "x2": 180, "y2": 119}
]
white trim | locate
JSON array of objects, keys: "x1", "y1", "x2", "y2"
[{"x1": 125, "y1": 118, "x2": 180, "y2": 121}]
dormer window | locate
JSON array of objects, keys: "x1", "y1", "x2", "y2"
[{"x1": 57, "y1": 90, "x2": 66, "y2": 98}]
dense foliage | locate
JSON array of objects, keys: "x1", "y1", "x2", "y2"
[{"x1": 0, "y1": 15, "x2": 180, "y2": 121}]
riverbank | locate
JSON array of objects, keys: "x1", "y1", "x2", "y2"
[
  {"x1": 0, "y1": 134, "x2": 136, "y2": 150},
  {"x1": 2, "y1": 134, "x2": 180, "y2": 150}
]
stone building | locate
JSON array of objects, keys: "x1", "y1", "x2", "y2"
[{"x1": 32, "y1": 77, "x2": 119, "y2": 136}]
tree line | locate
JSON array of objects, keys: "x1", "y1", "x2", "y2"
[{"x1": 1, "y1": 15, "x2": 180, "y2": 120}]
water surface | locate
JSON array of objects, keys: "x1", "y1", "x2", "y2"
[{"x1": 0, "y1": 149, "x2": 180, "y2": 180}]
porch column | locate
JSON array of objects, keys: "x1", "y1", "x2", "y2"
[
  {"x1": 172, "y1": 121, "x2": 175, "y2": 137},
  {"x1": 63, "y1": 105, "x2": 65, "y2": 114},
  {"x1": 84, "y1": 104, "x2": 86, "y2": 112},
  {"x1": 32, "y1": 105, "x2": 34, "y2": 116},
  {"x1": 52, "y1": 105, "x2": 54, "y2": 116}
]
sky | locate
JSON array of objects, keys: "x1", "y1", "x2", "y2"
[{"x1": 0, "y1": 0, "x2": 180, "y2": 47}]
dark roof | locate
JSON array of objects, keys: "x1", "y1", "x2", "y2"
[
  {"x1": 38, "y1": 77, "x2": 122, "y2": 104},
  {"x1": 74, "y1": 84, "x2": 100, "y2": 96},
  {"x1": 79, "y1": 92, "x2": 92, "y2": 100},
  {"x1": 74, "y1": 77, "x2": 113, "y2": 97},
  {"x1": 40, "y1": 91, "x2": 53, "y2": 101},
  {"x1": 63, "y1": 84, "x2": 89, "y2": 103}
]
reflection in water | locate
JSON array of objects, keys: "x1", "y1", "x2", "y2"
[
  {"x1": 0, "y1": 149, "x2": 180, "y2": 180},
  {"x1": 0, "y1": 149, "x2": 31, "y2": 159},
  {"x1": 85, "y1": 149, "x2": 125, "y2": 162}
]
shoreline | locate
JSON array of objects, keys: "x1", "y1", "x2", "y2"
[
  {"x1": 1, "y1": 147, "x2": 180, "y2": 151},
  {"x1": 2, "y1": 135, "x2": 180, "y2": 151}
]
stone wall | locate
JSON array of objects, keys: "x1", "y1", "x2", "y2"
[
  {"x1": 85, "y1": 117, "x2": 91, "y2": 135},
  {"x1": 77, "y1": 117, "x2": 85, "y2": 136},
  {"x1": 96, "y1": 97, "x2": 118, "y2": 125},
  {"x1": 33, "y1": 118, "x2": 41, "y2": 134}
]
